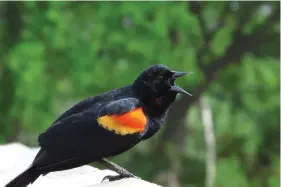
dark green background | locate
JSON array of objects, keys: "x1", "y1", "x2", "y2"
[{"x1": 0, "y1": 2, "x2": 279, "y2": 187}]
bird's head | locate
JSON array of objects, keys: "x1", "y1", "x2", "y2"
[{"x1": 133, "y1": 64, "x2": 192, "y2": 109}]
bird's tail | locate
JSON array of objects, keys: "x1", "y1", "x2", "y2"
[{"x1": 5, "y1": 165, "x2": 40, "y2": 187}]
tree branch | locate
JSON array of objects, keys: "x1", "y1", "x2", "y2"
[{"x1": 199, "y1": 96, "x2": 216, "y2": 187}]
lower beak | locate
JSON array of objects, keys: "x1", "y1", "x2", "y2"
[
  {"x1": 170, "y1": 86, "x2": 192, "y2": 96},
  {"x1": 170, "y1": 71, "x2": 193, "y2": 96}
]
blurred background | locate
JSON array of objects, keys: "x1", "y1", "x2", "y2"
[{"x1": 0, "y1": 1, "x2": 280, "y2": 187}]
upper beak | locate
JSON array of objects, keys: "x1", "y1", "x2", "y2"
[
  {"x1": 172, "y1": 71, "x2": 193, "y2": 79},
  {"x1": 170, "y1": 71, "x2": 193, "y2": 96}
]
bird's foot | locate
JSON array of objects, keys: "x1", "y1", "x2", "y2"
[{"x1": 101, "y1": 173, "x2": 140, "y2": 183}]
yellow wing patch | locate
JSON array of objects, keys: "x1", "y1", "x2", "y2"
[{"x1": 97, "y1": 108, "x2": 147, "y2": 135}]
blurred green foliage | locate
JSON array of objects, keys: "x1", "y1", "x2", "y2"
[{"x1": 0, "y1": 1, "x2": 279, "y2": 187}]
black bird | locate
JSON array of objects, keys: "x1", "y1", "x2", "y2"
[{"x1": 6, "y1": 64, "x2": 192, "y2": 187}]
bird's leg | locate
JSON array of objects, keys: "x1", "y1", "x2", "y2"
[{"x1": 99, "y1": 158, "x2": 139, "y2": 182}]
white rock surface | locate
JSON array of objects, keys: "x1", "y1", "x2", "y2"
[{"x1": 0, "y1": 143, "x2": 161, "y2": 187}]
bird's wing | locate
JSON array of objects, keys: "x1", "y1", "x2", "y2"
[
  {"x1": 51, "y1": 97, "x2": 99, "y2": 125},
  {"x1": 36, "y1": 98, "x2": 147, "y2": 169},
  {"x1": 34, "y1": 97, "x2": 100, "y2": 161}
]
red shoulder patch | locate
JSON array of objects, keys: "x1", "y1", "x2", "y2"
[{"x1": 97, "y1": 108, "x2": 147, "y2": 135}]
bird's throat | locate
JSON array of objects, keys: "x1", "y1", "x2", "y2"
[{"x1": 147, "y1": 93, "x2": 177, "y2": 113}]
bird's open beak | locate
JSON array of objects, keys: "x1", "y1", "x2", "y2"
[{"x1": 170, "y1": 71, "x2": 193, "y2": 96}]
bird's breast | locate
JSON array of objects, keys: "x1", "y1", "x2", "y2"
[{"x1": 97, "y1": 108, "x2": 147, "y2": 135}]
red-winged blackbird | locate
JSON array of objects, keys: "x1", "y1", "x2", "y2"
[{"x1": 6, "y1": 64, "x2": 192, "y2": 187}]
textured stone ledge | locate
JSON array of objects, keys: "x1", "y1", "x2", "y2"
[{"x1": 0, "y1": 143, "x2": 161, "y2": 187}]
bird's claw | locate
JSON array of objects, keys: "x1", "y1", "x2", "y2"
[{"x1": 101, "y1": 173, "x2": 140, "y2": 183}]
